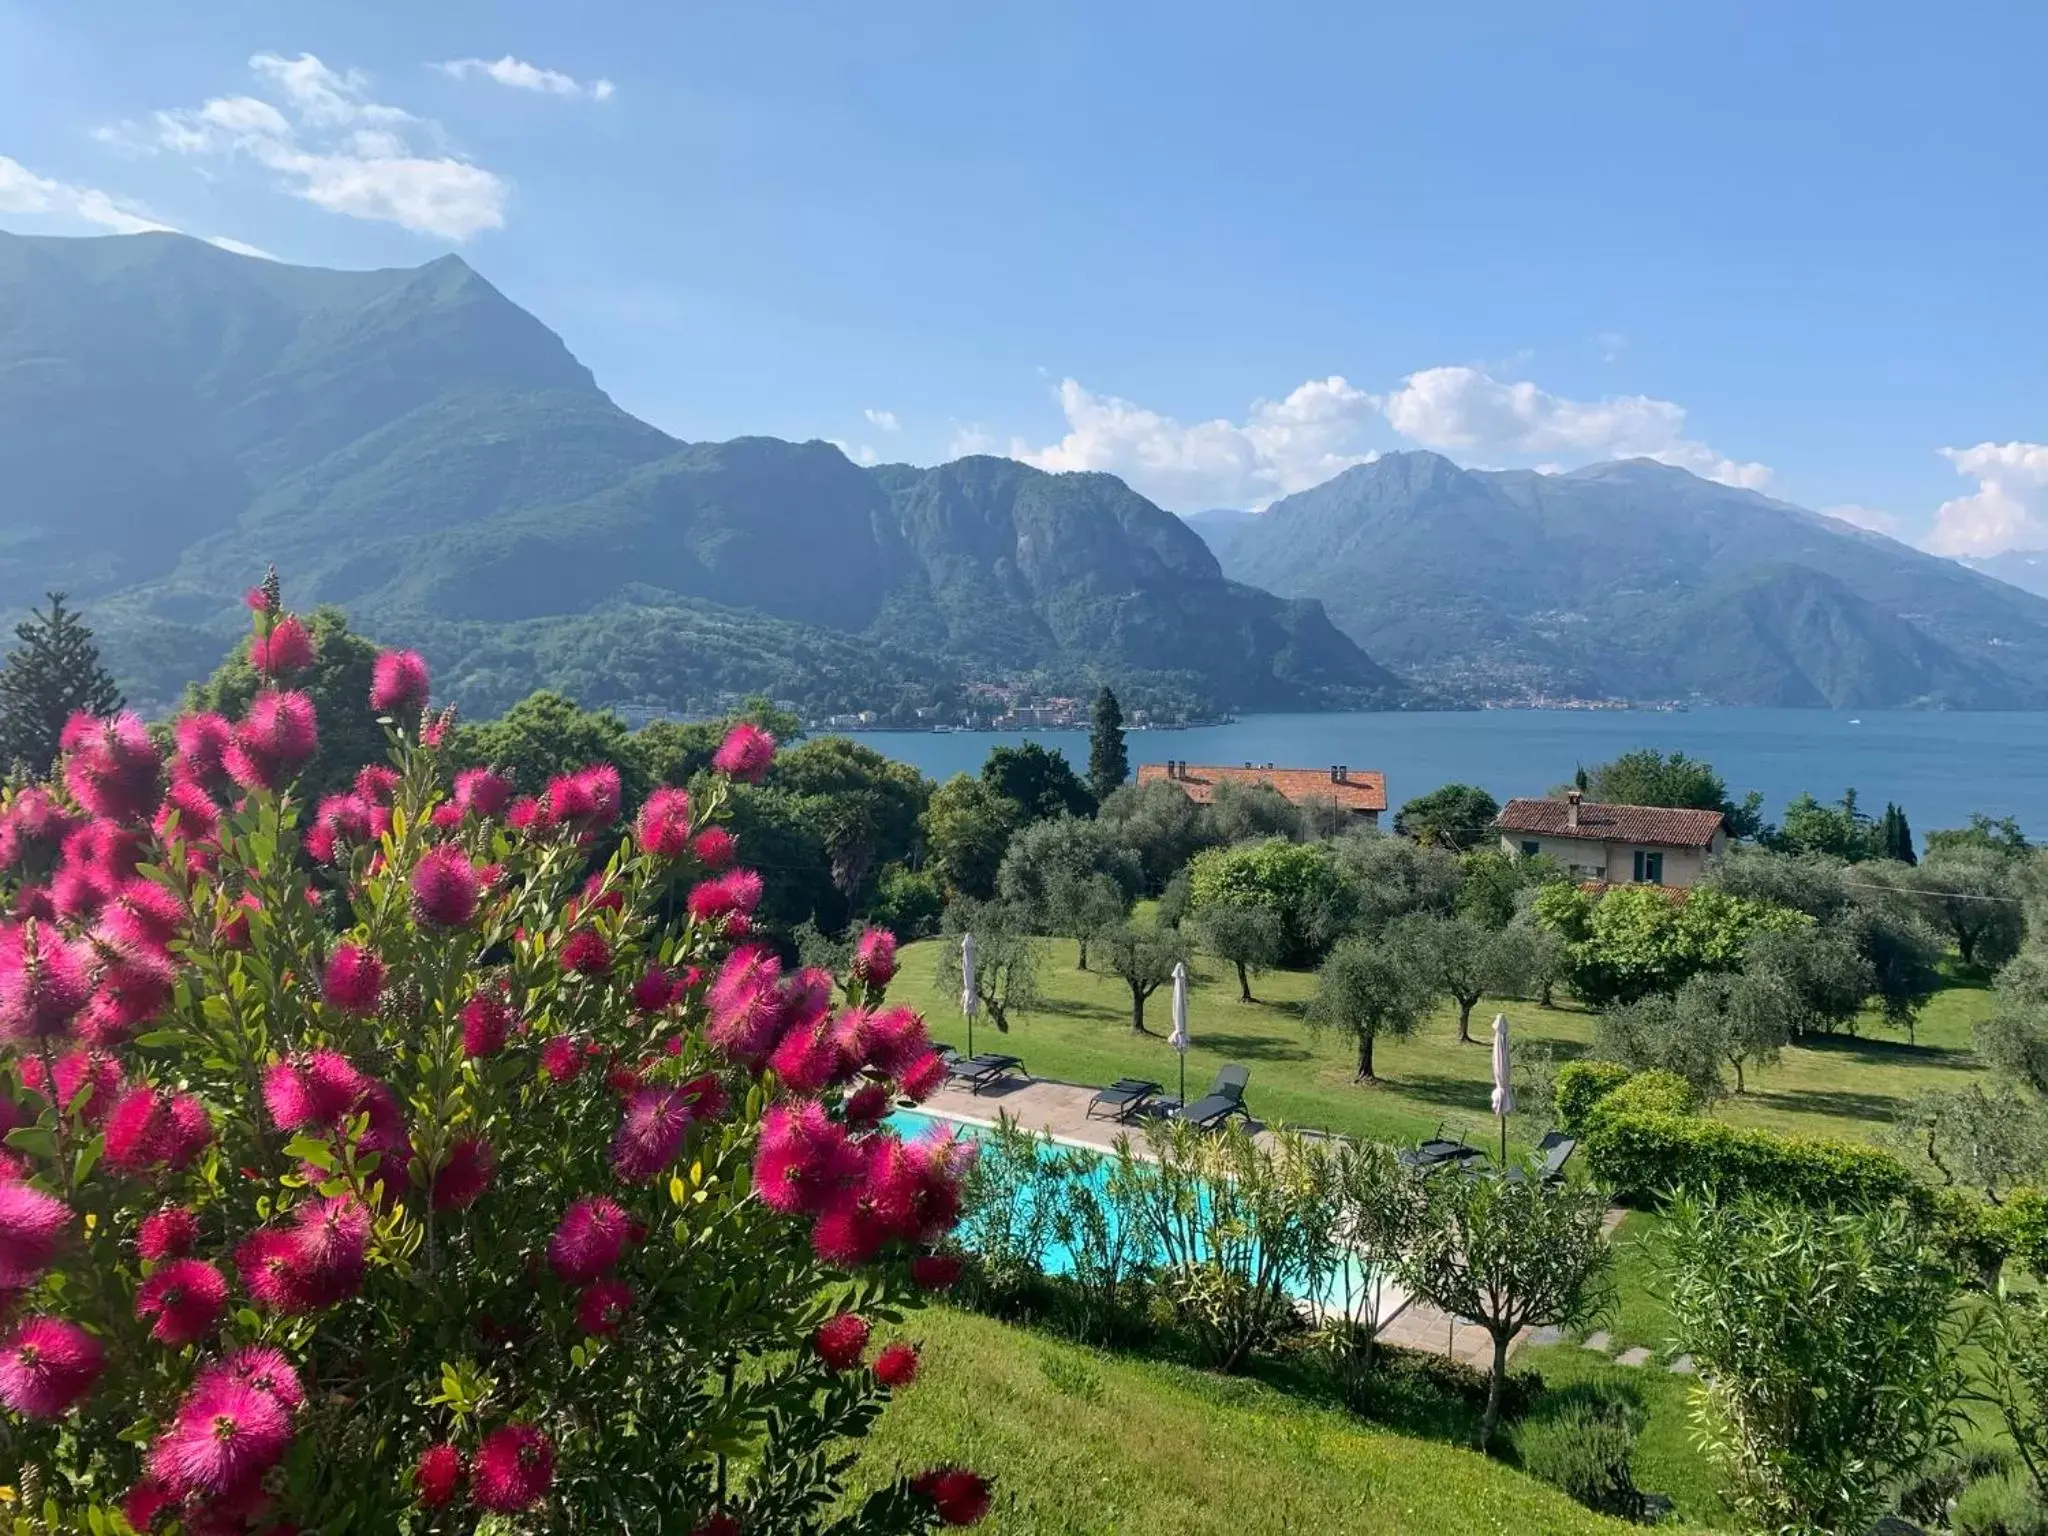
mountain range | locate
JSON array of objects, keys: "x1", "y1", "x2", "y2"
[
  {"x1": 0, "y1": 229, "x2": 1395, "y2": 719},
  {"x1": 6, "y1": 228, "x2": 2048, "y2": 716},
  {"x1": 1190, "y1": 453, "x2": 2048, "y2": 709}
]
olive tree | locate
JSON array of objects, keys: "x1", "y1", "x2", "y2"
[
  {"x1": 1662, "y1": 1192, "x2": 1974, "y2": 1536},
  {"x1": 1402, "y1": 1169, "x2": 1613, "y2": 1450},
  {"x1": 937, "y1": 897, "x2": 1041, "y2": 1033},
  {"x1": 1308, "y1": 933, "x2": 1435, "y2": 1083},
  {"x1": 1388, "y1": 913, "x2": 1537, "y2": 1045},
  {"x1": 1190, "y1": 901, "x2": 1285, "y2": 1002},
  {"x1": 1098, "y1": 921, "x2": 1192, "y2": 1035}
]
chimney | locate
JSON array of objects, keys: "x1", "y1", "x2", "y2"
[
  {"x1": 1330, "y1": 765, "x2": 1340, "y2": 783},
  {"x1": 1566, "y1": 787, "x2": 1582, "y2": 832}
]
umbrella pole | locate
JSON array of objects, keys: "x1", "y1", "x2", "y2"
[
  {"x1": 1178, "y1": 1050, "x2": 1186, "y2": 1108},
  {"x1": 1499, "y1": 1113, "x2": 1507, "y2": 1168}
]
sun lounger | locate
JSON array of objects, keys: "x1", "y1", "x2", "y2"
[
  {"x1": 1171, "y1": 1064, "x2": 1250, "y2": 1129},
  {"x1": 1086, "y1": 1078, "x2": 1163, "y2": 1121},
  {"x1": 945, "y1": 1053, "x2": 1025, "y2": 1093},
  {"x1": 1399, "y1": 1137, "x2": 1483, "y2": 1170}
]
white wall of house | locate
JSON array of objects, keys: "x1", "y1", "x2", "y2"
[{"x1": 1500, "y1": 829, "x2": 1725, "y2": 887}]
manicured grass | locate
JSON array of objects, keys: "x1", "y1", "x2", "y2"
[
  {"x1": 1522, "y1": 1347, "x2": 1732, "y2": 1531},
  {"x1": 849, "y1": 1306, "x2": 1679, "y2": 1534},
  {"x1": 1580, "y1": 1211, "x2": 1681, "y2": 1362},
  {"x1": 892, "y1": 937, "x2": 1996, "y2": 1152}
]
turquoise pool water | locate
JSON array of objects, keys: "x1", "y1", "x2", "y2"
[{"x1": 889, "y1": 1108, "x2": 1402, "y2": 1317}]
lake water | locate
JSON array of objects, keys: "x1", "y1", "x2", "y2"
[{"x1": 849, "y1": 710, "x2": 2048, "y2": 837}]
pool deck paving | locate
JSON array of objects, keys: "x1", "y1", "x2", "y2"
[{"x1": 919, "y1": 1071, "x2": 1612, "y2": 1371}]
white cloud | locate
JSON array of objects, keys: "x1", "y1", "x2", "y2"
[
  {"x1": 1820, "y1": 503, "x2": 1904, "y2": 537},
  {"x1": 205, "y1": 234, "x2": 277, "y2": 259},
  {"x1": 949, "y1": 424, "x2": 997, "y2": 458},
  {"x1": 1380, "y1": 365, "x2": 1773, "y2": 490},
  {"x1": 864, "y1": 408, "x2": 901, "y2": 433},
  {"x1": 129, "y1": 52, "x2": 508, "y2": 239},
  {"x1": 0, "y1": 154, "x2": 174, "y2": 234},
  {"x1": 828, "y1": 439, "x2": 880, "y2": 467},
  {"x1": 1596, "y1": 331, "x2": 1628, "y2": 363},
  {"x1": 435, "y1": 56, "x2": 614, "y2": 102},
  {"x1": 1012, "y1": 376, "x2": 1382, "y2": 510},
  {"x1": 1925, "y1": 442, "x2": 2048, "y2": 556}
]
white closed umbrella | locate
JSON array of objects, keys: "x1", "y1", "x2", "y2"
[
  {"x1": 960, "y1": 932, "x2": 979, "y2": 1058},
  {"x1": 1489, "y1": 1011, "x2": 1514, "y2": 1165},
  {"x1": 1169, "y1": 959, "x2": 1191, "y2": 1107}
]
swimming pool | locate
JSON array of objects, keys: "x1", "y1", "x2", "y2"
[{"x1": 889, "y1": 1108, "x2": 1408, "y2": 1321}]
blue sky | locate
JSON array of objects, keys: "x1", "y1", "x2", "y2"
[{"x1": 3, "y1": 0, "x2": 2045, "y2": 552}]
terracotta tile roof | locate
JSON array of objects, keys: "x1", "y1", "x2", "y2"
[
  {"x1": 1136, "y1": 762, "x2": 1387, "y2": 813},
  {"x1": 1496, "y1": 798, "x2": 1725, "y2": 848}
]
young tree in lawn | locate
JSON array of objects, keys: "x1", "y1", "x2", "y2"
[
  {"x1": 1389, "y1": 913, "x2": 1535, "y2": 1045},
  {"x1": 1098, "y1": 921, "x2": 1191, "y2": 1035},
  {"x1": 1087, "y1": 686, "x2": 1129, "y2": 805},
  {"x1": 937, "y1": 898, "x2": 1041, "y2": 1034},
  {"x1": 0, "y1": 590, "x2": 122, "y2": 776},
  {"x1": 1886, "y1": 1084, "x2": 2048, "y2": 1203},
  {"x1": 1051, "y1": 872, "x2": 1132, "y2": 970},
  {"x1": 1393, "y1": 783, "x2": 1500, "y2": 852},
  {"x1": 1402, "y1": 1170, "x2": 1613, "y2": 1451},
  {"x1": 1308, "y1": 933, "x2": 1434, "y2": 1082},
  {"x1": 1190, "y1": 901, "x2": 1285, "y2": 1003},
  {"x1": 1663, "y1": 1193, "x2": 1973, "y2": 1536},
  {"x1": 1904, "y1": 845, "x2": 2027, "y2": 970}
]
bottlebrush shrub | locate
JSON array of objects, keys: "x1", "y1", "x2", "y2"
[{"x1": 0, "y1": 593, "x2": 985, "y2": 1533}]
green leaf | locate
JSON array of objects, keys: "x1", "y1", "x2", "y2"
[
  {"x1": 73, "y1": 1137, "x2": 101, "y2": 1187},
  {"x1": 283, "y1": 1136, "x2": 335, "y2": 1170},
  {"x1": 4, "y1": 1125, "x2": 58, "y2": 1160},
  {"x1": 132, "y1": 1029, "x2": 189, "y2": 1049}
]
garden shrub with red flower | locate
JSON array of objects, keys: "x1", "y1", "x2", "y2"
[{"x1": 0, "y1": 585, "x2": 986, "y2": 1532}]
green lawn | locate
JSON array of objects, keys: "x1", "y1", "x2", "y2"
[
  {"x1": 850, "y1": 1306, "x2": 1682, "y2": 1534},
  {"x1": 892, "y1": 936, "x2": 1996, "y2": 1153}
]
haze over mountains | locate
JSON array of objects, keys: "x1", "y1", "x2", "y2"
[
  {"x1": 1190, "y1": 453, "x2": 2048, "y2": 709},
  {"x1": 0, "y1": 230, "x2": 1394, "y2": 718},
  {"x1": 4, "y1": 228, "x2": 2047, "y2": 717}
]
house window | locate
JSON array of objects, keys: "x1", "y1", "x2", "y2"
[
  {"x1": 1633, "y1": 850, "x2": 1664, "y2": 884},
  {"x1": 1520, "y1": 841, "x2": 1541, "y2": 858}
]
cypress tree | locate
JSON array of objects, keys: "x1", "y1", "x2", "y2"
[
  {"x1": 0, "y1": 592, "x2": 122, "y2": 776},
  {"x1": 1087, "y1": 686, "x2": 1129, "y2": 805},
  {"x1": 1880, "y1": 802, "x2": 1917, "y2": 865}
]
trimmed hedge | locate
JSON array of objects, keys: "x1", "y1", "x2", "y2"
[
  {"x1": 1584, "y1": 1110, "x2": 1925, "y2": 1210},
  {"x1": 1554, "y1": 1061, "x2": 1633, "y2": 1132},
  {"x1": 1587, "y1": 1069, "x2": 1697, "y2": 1125}
]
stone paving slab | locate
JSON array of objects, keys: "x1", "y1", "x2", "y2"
[{"x1": 1615, "y1": 1346, "x2": 1653, "y2": 1367}]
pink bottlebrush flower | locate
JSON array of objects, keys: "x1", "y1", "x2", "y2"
[
  {"x1": 244, "y1": 584, "x2": 274, "y2": 614},
  {"x1": 559, "y1": 929, "x2": 612, "y2": 978},
  {"x1": 873, "y1": 1341, "x2": 921, "y2": 1388},
  {"x1": 0, "y1": 1183, "x2": 72, "y2": 1288},
  {"x1": 610, "y1": 1086, "x2": 697, "y2": 1182},
  {"x1": 228, "y1": 690, "x2": 318, "y2": 791},
  {"x1": 8, "y1": 788, "x2": 73, "y2": 846},
  {"x1": 214, "y1": 892, "x2": 260, "y2": 952},
  {"x1": 262, "y1": 1050, "x2": 366, "y2": 1131},
  {"x1": 354, "y1": 764, "x2": 401, "y2": 804},
  {"x1": 201, "y1": 1344, "x2": 305, "y2": 1411},
  {"x1": 769, "y1": 1017, "x2": 841, "y2": 1096},
  {"x1": 694, "y1": 1515, "x2": 742, "y2": 1536},
  {"x1": 416, "y1": 1442, "x2": 464, "y2": 1508},
  {"x1": 911, "y1": 1254, "x2": 964, "y2": 1291},
  {"x1": 844, "y1": 1081, "x2": 892, "y2": 1129},
  {"x1": 171, "y1": 713, "x2": 234, "y2": 788},
  {"x1": 629, "y1": 967, "x2": 679, "y2": 1015},
  {"x1": 62, "y1": 712, "x2": 162, "y2": 823},
  {"x1": 576, "y1": 1277, "x2": 632, "y2": 1336},
  {"x1": 121, "y1": 1479, "x2": 176, "y2": 1531},
  {"x1": 139, "y1": 1206, "x2": 199, "y2": 1262},
  {"x1": 605, "y1": 1062, "x2": 643, "y2": 1099},
  {"x1": 348, "y1": 1082, "x2": 415, "y2": 1190},
  {"x1": 867, "y1": 1006, "x2": 932, "y2": 1079},
  {"x1": 676, "y1": 1073, "x2": 728, "y2": 1123},
  {"x1": 813, "y1": 1313, "x2": 870, "y2": 1371},
  {"x1": 286, "y1": 1195, "x2": 371, "y2": 1308},
  {"x1": 636, "y1": 787, "x2": 693, "y2": 859},
  {"x1": 153, "y1": 781, "x2": 222, "y2": 849},
  {"x1": 539, "y1": 1036, "x2": 584, "y2": 1083},
  {"x1": 302, "y1": 822, "x2": 338, "y2": 866},
  {"x1": 752, "y1": 1101, "x2": 860, "y2": 1216},
  {"x1": 237, "y1": 1228, "x2": 315, "y2": 1314},
  {"x1": 546, "y1": 763, "x2": 624, "y2": 835},
  {"x1": 430, "y1": 1138, "x2": 495, "y2": 1211},
  {"x1": 410, "y1": 845, "x2": 481, "y2": 929},
  {"x1": 507, "y1": 796, "x2": 554, "y2": 835},
  {"x1": 461, "y1": 991, "x2": 514, "y2": 1057},
  {"x1": 0, "y1": 921, "x2": 92, "y2": 1042},
  {"x1": 912, "y1": 1468, "x2": 994, "y2": 1527},
  {"x1": 104, "y1": 1085, "x2": 174, "y2": 1173},
  {"x1": 454, "y1": 767, "x2": 515, "y2": 818},
  {"x1": 49, "y1": 865, "x2": 109, "y2": 924},
  {"x1": 11, "y1": 886, "x2": 55, "y2": 923},
  {"x1": 370, "y1": 650, "x2": 431, "y2": 714},
  {"x1": 429, "y1": 802, "x2": 463, "y2": 830},
  {"x1": 548, "y1": 1196, "x2": 629, "y2": 1284},
  {"x1": 712, "y1": 722, "x2": 777, "y2": 783},
  {"x1": 472, "y1": 1424, "x2": 554, "y2": 1514},
  {"x1": 687, "y1": 869, "x2": 765, "y2": 927},
  {"x1": 21, "y1": 1048, "x2": 124, "y2": 1126},
  {"x1": 810, "y1": 1198, "x2": 889, "y2": 1270},
  {"x1": 136, "y1": 1258, "x2": 230, "y2": 1346},
  {"x1": 0, "y1": 1317, "x2": 104, "y2": 1418},
  {"x1": 423, "y1": 704, "x2": 457, "y2": 748},
  {"x1": 898, "y1": 1050, "x2": 948, "y2": 1104},
  {"x1": 102, "y1": 878, "x2": 185, "y2": 951},
  {"x1": 871, "y1": 1132, "x2": 974, "y2": 1245},
  {"x1": 322, "y1": 944, "x2": 385, "y2": 1014},
  {"x1": 147, "y1": 1375, "x2": 293, "y2": 1500},
  {"x1": 164, "y1": 1095, "x2": 212, "y2": 1169},
  {"x1": 852, "y1": 928, "x2": 899, "y2": 989},
  {"x1": 249, "y1": 615, "x2": 315, "y2": 676},
  {"x1": 691, "y1": 825, "x2": 736, "y2": 869}
]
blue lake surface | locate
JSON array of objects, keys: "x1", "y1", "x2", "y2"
[{"x1": 850, "y1": 709, "x2": 2048, "y2": 838}]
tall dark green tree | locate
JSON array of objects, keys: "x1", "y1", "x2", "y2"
[
  {"x1": 1087, "y1": 686, "x2": 1129, "y2": 805},
  {"x1": 1879, "y1": 802, "x2": 1917, "y2": 865},
  {"x1": 0, "y1": 592, "x2": 122, "y2": 775}
]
